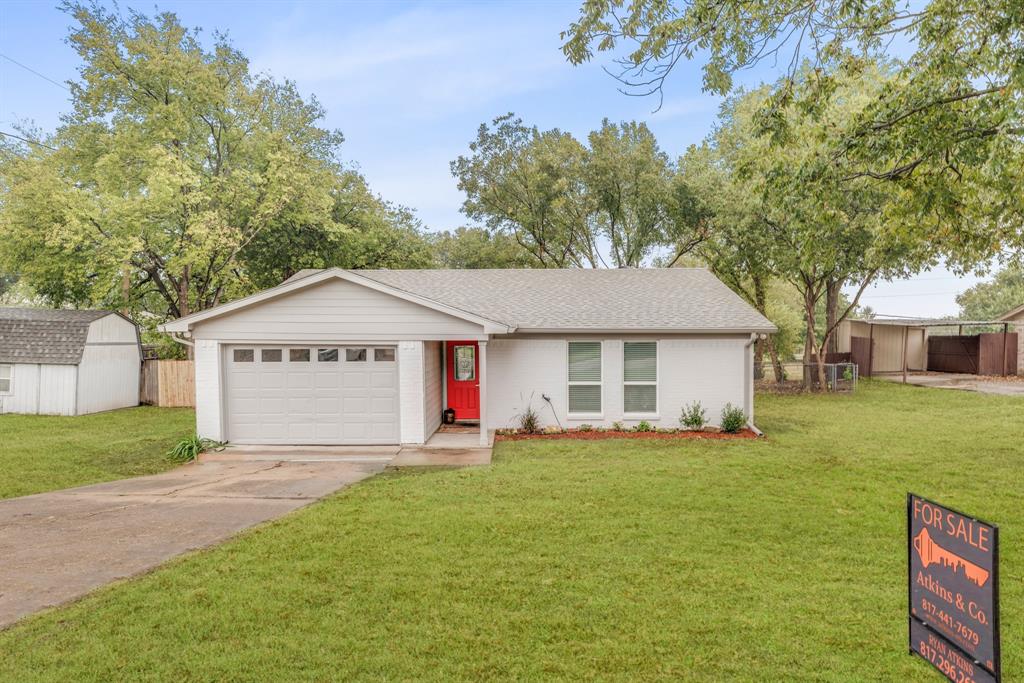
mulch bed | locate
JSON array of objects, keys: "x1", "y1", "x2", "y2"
[{"x1": 495, "y1": 429, "x2": 759, "y2": 442}]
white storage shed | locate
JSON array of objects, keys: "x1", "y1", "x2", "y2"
[{"x1": 0, "y1": 308, "x2": 142, "y2": 415}]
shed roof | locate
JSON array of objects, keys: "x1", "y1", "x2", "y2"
[
  {"x1": 0, "y1": 307, "x2": 114, "y2": 365},
  {"x1": 278, "y1": 268, "x2": 777, "y2": 333}
]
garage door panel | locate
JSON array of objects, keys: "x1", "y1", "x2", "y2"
[
  {"x1": 370, "y1": 372, "x2": 395, "y2": 388},
  {"x1": 226, "y1": 345, "x2": 398, "y2": 445},
  {"x1": 260, "y1": 373, "x2": 285, "y2": 389},
  {"x1": 346, "y1": 370, "x2": 372, "y2": 385},
  {"x1": 315, "y1": 373, "x2": 340, "y2": 389},
  {"x1": 233, "y1": 373, "x2": 259, "y2": 389},
  {"x1": 286, "y1": 372, "x2": 314, "y2": 389},
  {"x1": 288, "y1": 397, "x2": 314, "y2": 413}
]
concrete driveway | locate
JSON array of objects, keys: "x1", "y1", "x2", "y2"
[
  {"x1": 880, "y1": 372, "x2": 1024, "y2": 396},
  {"x1": 0, "y1": 456, "x2": 389, "y2": 629}
]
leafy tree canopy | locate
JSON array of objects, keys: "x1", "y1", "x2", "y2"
[
  {"x1": 0, "y1": 2, "x2": 424, "y2": 322},
  {"x1": 563, "y1": 0, "x2": 1024, "y2": 267},
  {"x1": 430, "y1": 227, "x2": 536, "y2": 269},
  {"x1": 451, "y1": 114, "x2": 706, "y2": 268},
  {"x1": 957, "y1": 264, "x2": 1024, "y2": 320}
]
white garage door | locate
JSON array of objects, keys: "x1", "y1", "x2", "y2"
[{"x1": 224, "y1": 345, "x2": 399, "y2": 444}]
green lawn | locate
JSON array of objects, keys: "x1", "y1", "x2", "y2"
[
  {"x1": 0, "y1": 407, "x2": 195, "y2": 499},
  {"x1": 1, "y1": 382, "x2": 1021, "y2": 681}
]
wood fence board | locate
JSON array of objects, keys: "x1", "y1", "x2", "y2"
[{"x1": 140, "y1": 360, "x2": 195, "y2": 407}]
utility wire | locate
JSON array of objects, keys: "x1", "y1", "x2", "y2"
[
  {"x1": 0, "y1": 130, "x2": 56, "y2": 151},
  {"x1": 0, "y1": 52, "x2": 70, "y2": 91}
]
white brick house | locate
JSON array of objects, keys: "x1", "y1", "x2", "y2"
[{"x1": 161, "y1": 269, "x2": 775, "y2": 447}]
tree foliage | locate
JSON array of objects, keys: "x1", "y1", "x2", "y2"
[
  {"x1": 0, "y1": 3, "x2": 423, "y2": 323},
  {"x1": 562, "y1": 0, "x2": 1024, "y2": 265},
  {"x1": 450, "y1": 114, "x2": 596, "y2": 268},
  {"x1": 957, "y1": 264, "x2": 1024, "y2": 320},
  {"x1": 451, "y1": 114, "x2": 707, "y2": 268},
  {"x1": 681, "y1": 65, "x2": 936, "y2": 387},
  {"x1": 430, "y1": 227, "x2": 536, "y2": 269}
]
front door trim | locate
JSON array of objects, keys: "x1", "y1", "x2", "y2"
[{"x1": 445, "y1": 340, "x2": 480, "y2": 420}]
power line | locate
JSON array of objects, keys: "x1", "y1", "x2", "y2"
[
  {"x1": 0, "y1": 130, "x2": 56, "y2": 151},
  {"x1": 859, "y1": 290, "x2": 966, "y2": 298},
  {"x1": 0, "y1": 52, "x2": 70, "y2": 92}
]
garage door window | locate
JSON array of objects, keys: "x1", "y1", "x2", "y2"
[
  {"x1": 374, "y1": 348, "x2": 395, "y2": 362},
  {"x1": 346, "y1": 348, "x2": 367, "y2": 362},
  {"x1": 289, "y1": 349, "x2": 310, "y2": 362},
  {"x1": 318, "y1": 348, "x2": 339, "y2": 362},
  {"x1": 0, "y1": 364, "x2": 11, "y2": 393},
  {"x1": 261, "y1": 349, "x2": 282, "y2": 362},
  {"x1": 233, "y1": 349, "x2": 254, "y2": 363}
]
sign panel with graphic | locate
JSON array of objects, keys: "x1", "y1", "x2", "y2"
[{"x1": 908, "y1": 494, "x2": 1000, "y2": 681}]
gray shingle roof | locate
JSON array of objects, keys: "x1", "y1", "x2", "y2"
[
  {"x1": 0, "y1": 308, "x2": 114, "y2": 365},
  {"x1": 288, "y1": 268, "x2": 776, "y2": 332}
]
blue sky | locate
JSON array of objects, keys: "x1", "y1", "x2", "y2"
[{"x1": 0, "y1": 0, "x2": 988, "y2": 316}]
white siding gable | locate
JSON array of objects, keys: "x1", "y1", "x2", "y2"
[
  {"x1": 76, "y1": 315, "x2": 141, "y2": 414},
  {"x1": 192, "y1": 278, "x2": 485, "y2": 342}
]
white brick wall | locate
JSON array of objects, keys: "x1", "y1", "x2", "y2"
[
  {"x1": 485, "y1": 336, "x2": 751, "y2": 430},
  {"x1": 194, "y1": 339, "x2": 223, "y2": 441},
  {"x1": 399, "y1": 341, "x2": 425, "y2": 444}
]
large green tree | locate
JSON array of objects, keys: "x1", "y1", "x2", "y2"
[
  {"x1": 563, "y1": 0, "x2": 1024, "y2": 265},
  {"x1": 586, "y1": 120, "x2": 705, "y2": 267},
  {"x1": 451, "y1": 114, "x2": 597, "y2": 268},
  {"x1": 0, "y1": 3, "x2": 413, "y2": 325},
  {"x1": 957, "y1": 264, "x2": 1024, "y2": 320},
  {"x1": 689, "y1": 66, "x2": 935, "y2": 388},
  {"x1": 452, "y1": 114, "x2": 707, "y2": 268}
]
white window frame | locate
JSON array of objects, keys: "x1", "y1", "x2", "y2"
[
  {"x1": 623, "y1": 341, "x2": 658, "y2": 418},
  {"x1": 567, "y1": 340, "x2": 603, "y2": 418},
  {"x1": 0, "y1": 364, "x2": 12, "y2": 395}
]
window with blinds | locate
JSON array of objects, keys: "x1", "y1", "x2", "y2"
[
  {"x1": 624, "y1": 341, "x2": 657, "y2": 414},
  {"x1": 568, "y1": 341, "x2": 602, "y2": 414}
]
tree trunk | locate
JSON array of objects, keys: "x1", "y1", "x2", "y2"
[
  {"x1": 802, "y1": 288, "x2": 820, "y2": 391},
  {"x1": 764, "y1": 334, "x2": 785, "y2": 383},
  {"x1": 825, "y1": 279, "x2": 842, "y2": 354}
]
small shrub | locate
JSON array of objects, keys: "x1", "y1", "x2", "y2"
[
  {"x1": 167, "y1": 435, "x2": 224, "y2": 463},
  {"x1": 518, "y1": 404, "x2": 541, "y2": 434},
  {"x1": 720, "y1": 403, "x2": 747, "y2": 434},
  {"x1": 611, "y1": 421, "x2": 625, "y2": 432},
  {"x1": 679, "y1": 401, "x2": 707, "y2": 430},
  {"x1": 633, "y1": 420, "x2": 654, "y2": 432},
  {"x1": 543, "y1": 425, "x2": 563, "y2": 434},
  {"x1": 576, "y1": 424, "x2": 593, "y2": 432}
]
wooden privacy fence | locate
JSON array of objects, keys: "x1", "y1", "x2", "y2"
[
  {"x1": 141, "y1": 360, "x2": 195, "y2": 407},
  {"x1": 927, "y1": 333, "x2": 1018, "y2": 375}
]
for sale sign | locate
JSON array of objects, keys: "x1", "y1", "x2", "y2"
[{"x1": 908, "y1": 494, "x2": 1000, "y2": 682}]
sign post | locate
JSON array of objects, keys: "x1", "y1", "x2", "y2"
[{"x1": 908, "y1": 494, "x2": 1000, "y2": 683}]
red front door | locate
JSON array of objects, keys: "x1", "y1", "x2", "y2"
[{"x1": 446, "y1": 341, "x2": 480, "y2": 420}]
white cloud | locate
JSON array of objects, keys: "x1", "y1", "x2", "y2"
[{"x1": 252, "y1": 5, "x2": 568, "y2": 120}]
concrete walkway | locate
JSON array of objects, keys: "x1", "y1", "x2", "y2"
[
  {"x1": 0, "y1": 440, "x2": 492, "y2": 630},
  {"x1": 878, "y1": 372, "x2": 1024, "y2": 396}
]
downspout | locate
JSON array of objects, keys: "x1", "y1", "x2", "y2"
[
  {"x1": 169, "y1": 332, "x2": 194, "y2": 349},
  {"x1": 744, "y1": 333, "x2": 763, "y2": 436}
]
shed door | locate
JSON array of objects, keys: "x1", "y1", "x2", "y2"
[{"x1": 224, "y1": 345, "x2": 398, "y2": 444}]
